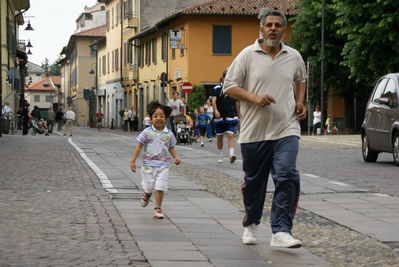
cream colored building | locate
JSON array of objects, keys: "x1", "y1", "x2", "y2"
[
  {"x1": 0, "y1": 0, "x2": 31, "y2": 135},
  {"x1": 60, "y1": 25, "x2": 106, "y2": 126}
]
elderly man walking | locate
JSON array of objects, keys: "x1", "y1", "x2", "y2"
[
  {"x1": 63, "y1": 107, "x2": 76, "y2": 137},
  {"x1": 46, "y1": 107, "x2": 56, "y2": 133}
]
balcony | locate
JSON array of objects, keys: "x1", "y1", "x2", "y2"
[
  {"x1": 129, "y1": 64, "x2": 138, "y2": 80},
  {"x1": 124, "y1": 11, "x2": 138, "y2": 28}
]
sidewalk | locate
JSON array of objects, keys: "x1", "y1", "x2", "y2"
[{"x1": 1, "y1": 128, "x2": 399, "y2": 266}]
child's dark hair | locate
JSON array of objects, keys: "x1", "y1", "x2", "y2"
[{"x1": 147, "y1": 100, "x2": 173, "y2": 118}]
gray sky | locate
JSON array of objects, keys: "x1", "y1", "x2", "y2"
[{"x1": 19, "y1": 0, "x2": 98, "y2": 66}]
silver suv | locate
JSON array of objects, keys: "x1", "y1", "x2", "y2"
[{"x1": 361, "y1": 73, "x2": 399, "y2": 166}]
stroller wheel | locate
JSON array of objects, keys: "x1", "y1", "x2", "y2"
[{"x1": 31, "y1": 130, "x2": 36, "y2": 136}]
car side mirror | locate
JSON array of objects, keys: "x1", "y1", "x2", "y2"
[{"x1": 378, "y1": 98, "x2": 389, "y2": 105}]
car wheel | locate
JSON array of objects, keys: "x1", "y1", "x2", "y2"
[
  {"x1": 393, "y1": 132, "x2": 399, "y2": 166},
  {"x1": 362, "y1": 133, "x2": 378, "y2": 162}
]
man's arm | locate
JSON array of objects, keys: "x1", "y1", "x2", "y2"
[{"x1": 293, "y1": 82, "x2": 307, "y2": 120}]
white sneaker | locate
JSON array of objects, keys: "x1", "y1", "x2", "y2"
[
  {"x1": 208, "y1": 138, "x2": 212, "y2": 142},
  {"x1": 242, "y1": 224, "x2": 258, "y2": 245},
  {"x1": 218, "y1": 157, "x2": 223, "y2": 163},
  {"x1": 270, "y1": 232, "x2": 302, "y2": 248},
  {"x1": 201, "y1": 142, "x2": 204, "y2": 147},
  {"x1": 229, "y1": 154, "x2": 236, "y2": 163}
]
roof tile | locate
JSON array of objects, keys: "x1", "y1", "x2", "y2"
[{"x1": 179, "y1": 0, "x2": 300, "y2": 16}]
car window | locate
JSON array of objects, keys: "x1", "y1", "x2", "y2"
[
  {"x1": 371, "y1": 78, "x2": 388, "y2": 103},
  {"x1": 381, "y1": 78, "x2": 398, "y2": 108}
]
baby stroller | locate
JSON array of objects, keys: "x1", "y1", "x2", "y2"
[
  {"x1": 31, "y1": 118, "x2": 49, "y2": 136},
  {"x1": 174, "y1": 114, "x2": 193, "y2": 145}
]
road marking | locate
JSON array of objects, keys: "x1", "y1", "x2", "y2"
[
  {"x1": 69, "y1": 138, "x2": 118, "y2": 193},
  {"x1": 328, "y1": 181, "x2": 350, "y2": 187},
  {"x1": 374, "y1": 193, "x2": 389, "y2": 197},
  {"x1": 301, "y1": 136, "x2": 360, "y2": 146},
  {"x1": 303, "y1": 173, "x2": 320, "y2": 178}
]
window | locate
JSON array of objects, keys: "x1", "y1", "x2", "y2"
[
  {"x1": 152, "y1": 38, "x2": 157, "y2": 64},
  {"x1": 161, "y1": 34, "x2": 167, "y2": 61},
  {"x1": 140, "y1": 44, "x2": 144, "y2": 68},
  {"x1": 124, "y1": 42, "x2": 127, "y2": 66},
  {"x1": 116, "y1": 2, "x2": 119, "y2": 25},
  {"x1": 171, "y1": 48, "x2": 175, "y2": 59},
  {"x1": 46, "y1": 95, "x2": 51, "y2": 102},
  {"x1": 102, "y1": 55, "x2": 106, "y2": 75},
  {"x1": 213, "y1": 25, "x2": 232, "y2": 54},
  {"x1": 180, "y1": 27, "x2": 184, "y2": 56},
  {"x1": 106, "y1": 10, "x2": 110, "y2": 31},
  {"x1": 381, "y1": 78, "x2": 398, "y2": 108},
  {"x1": 112, "y1": 7, "x2": 114, "y2": 28},
  {"x1": 371, "y1": 78, "x2": 387, "y2": 103},
  {"x1": 107, "y1": 53, "x2": 110, "y2": 73},
  {"x1": 112, "y1": 50, "x2": 115, "y2": 72},
  {"x1": 34, "y1": 95, "x2": 40, "y2": 102},
  {"x1": 145, "y1": 41, "x2": 151, "y2": 66},
  {"x1": 115, "y1": 48, "x2": 119, "y2": 71}
]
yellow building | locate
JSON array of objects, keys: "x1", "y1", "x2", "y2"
[
  {"x1": 132, "y1": 0, "x2": 299, "y2": 120},
  {"x1": 0, "y1": 0, "x2": 31, "y2": 135}
]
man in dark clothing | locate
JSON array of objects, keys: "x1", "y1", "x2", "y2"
[
  {"x1": 31, "y1": 106, "x2": 41, "y2": 120},
  {"x1": 56, "y1": 108, "x2": 64, "y2": 131},
  {"x1": 22, "y1": 103, "x2": 30, "y2": 135}
]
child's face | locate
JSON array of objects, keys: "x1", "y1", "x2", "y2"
[
  {"x1": 151, "y1": 108, "x2": 167, "y2": 130},
  {"x1": 199, "y1": 107, "x2": 204, "y2": 114},
  {"x1": 179, "y1": 120, "x2": 184, "y2": 124},
  {"x1": 194, "y1": 109, "x2": 199, "y2": 115}
]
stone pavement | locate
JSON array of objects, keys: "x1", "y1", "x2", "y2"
[{"x1": 1, "y1": 128, "x2": 399, "y2": 266}]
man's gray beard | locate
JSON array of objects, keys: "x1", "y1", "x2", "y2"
[{"x1": 264, "y1": 38, "x2": 281, "y2": 47}]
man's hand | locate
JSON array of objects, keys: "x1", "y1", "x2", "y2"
[
  {"x1": 254, "y1": 94, "x2": 276, "y2": 108},
  {"x1": 296, "y1": 103, "x2": 307, "y2": 120},
  {"x1": 130, "y1": 161, "x2": 136, "y2": 172}
]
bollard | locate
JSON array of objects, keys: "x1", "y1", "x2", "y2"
[{"x1": 111, "y1": 118, "x2": 114, "y2": 129}]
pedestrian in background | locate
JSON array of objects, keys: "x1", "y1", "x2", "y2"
[
  {"x1": 196, "y1": 106, "x2": 211, "y2": 147},
  {"x1": 46, "y1": 107, "x2": 56, "y2": 133},
  {"x1": 167, "y1": 92, "x2": 185, "y2": 136},
  {"x1": 31, "y1": 106, "x2": 41, "y2": 120},
  {"x1": 130, "y1": 100, "x2": 180, "y2": 219},
  {"x1": 96, "y1": 109, "x2": 104, "y2": 131},
  {"x1": 22, "y1": 103, "x2": 30, "y2": 135},
  {"x1": 143, "y1": 113, "x2": 151, "y2": 128},
  {"x1": 212, "y1": 69, "x2": 240, "y2": 163},
  {"x1": 204, "y1": 98, "x2": 214, "y2": 140},
  {"x1": 123, "y1": 109, "x2": 129, "y2": 131},
  {"x1": 128, "y1": 106, "x2": 136, "y2": 132},
  {"x1": 56, "y1": 108, "x2": 64, "y2": 131},
  {"x1": 223, "y1": 8, "x2": 307, "y2": 248},
  {"x1": 312, "y1": 106, "x2": 321, "y2": 136},
  {"x1": 16, "y1": 107, "x2": 23, "y2": 130},
  {"x1": 63, "y1": 107, "x2": 76, "y2": 137}
]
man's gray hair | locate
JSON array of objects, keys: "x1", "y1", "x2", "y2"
[{"x1": 258, "y1": 8, "x2": 287, "y2": 28}]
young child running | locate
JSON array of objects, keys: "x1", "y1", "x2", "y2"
[
  {"x1": 130, "y1": 100, "x2": 181, "y2": 219},
  {"x1": 192, "y1": 108, "x2": 200, "y2": 142},
  {"x1": 196, "y1": 106, "x2": 211, "y2": 147}
]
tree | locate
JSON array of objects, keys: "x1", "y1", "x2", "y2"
[
  {"x1": 187, "y1": 84, "x2": 206, "y2": 112},
  {"x1": 334, "y1": 0, "x2": 399, "y2": 86},
  {"x1": 289, "y1": 0, "x2": 365, "y2": 133},
  {"x1": 41, "y1": 57, "x2": 61, "y2": 76}
]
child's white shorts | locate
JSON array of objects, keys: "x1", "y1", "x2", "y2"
[{"x1": 141, "y1": 165, "x2": 169, "y2": 193}]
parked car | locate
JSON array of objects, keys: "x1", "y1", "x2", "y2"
[{"x1": 361, "y1": 73, "x2": 399, "y2": 166}]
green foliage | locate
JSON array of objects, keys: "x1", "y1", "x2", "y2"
[
  {"x1": 119, "y1": 109, "x2": 125, "y2": 117},
  {"x1": 187, "y1": 84, "x2": 206, "y2": 112},
  {"x1": 288, "y1": 0, "x2": 399, "y2": 133},
  {"x1": 41, "y1": 57, "x2": 61, "y2": 76},
  {"x1": 334, "y1": 0, "x2": 399, "y2": 86}
]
